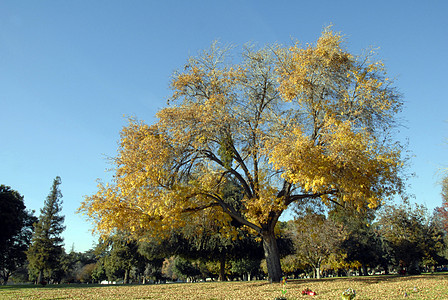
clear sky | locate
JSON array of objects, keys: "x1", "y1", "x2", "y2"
[{"x1": 1, "y1": 0, "x2": 447, "y2": 252}]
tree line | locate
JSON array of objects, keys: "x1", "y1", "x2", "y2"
[{"x1": 1, "y1": 176, "x2": 448, "y2": 285}]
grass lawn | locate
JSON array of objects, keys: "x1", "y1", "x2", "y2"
[{"x1": 1, "y1": 274, "x2": 448, "y2": 299}]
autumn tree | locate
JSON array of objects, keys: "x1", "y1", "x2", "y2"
[
  {"x1": 80, "y1": 27, "x2": 404, "y2": 282},
  {"x1": 0, "y1": 185, "x2": 37, "y2": 285},
  {"x1": 27, "y1": 176, "x2": 65, "y2": 284}
]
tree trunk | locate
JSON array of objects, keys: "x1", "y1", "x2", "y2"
[
  {"x1": 315, "y1": 267, "x2": 321, "y2": 279},
  {"x1": 362, "y1": 265, "x2": 369, "y2": 276},
  {"x1": 219, "y1": 253, "x2": 226, "y2": 281},
  {"x1": 382, "y1": 262, "x2": 389, "y2": 275},
  {"x1": 262, "y1": 230, "x2": 282, "y2": 283},
  {"x1": 124, "y1": 269, "x2": 129, "y2": 284},
  {"x1": 409, "y1": 260, "x2": 421, "y2": 275},
  {"x1": 1, "y1": 272, "x2": 10, "y2": 285},
  {"x1": 37, "y1": 270, "x2": 43, "y2": 285}
]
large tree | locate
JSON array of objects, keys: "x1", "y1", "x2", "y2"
[
  {"x1": 80, "y1": 28, "x2": 404, "y2": 282},
  {"x1": 27, "y1": 176, "x2": 66, "y2": 284},
  {"x1": 0, "y1": 185, "x2": 37, "y2": 285}
]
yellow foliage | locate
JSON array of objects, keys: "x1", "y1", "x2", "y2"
[
  {"x1": 79, "y1": 27, "x2": 404, "y2": 245},
  {"x1": 267, "y1": 118, "x2": 402, "y2": 209}
]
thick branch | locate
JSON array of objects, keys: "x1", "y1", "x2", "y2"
[
  {"x1": 264, "y1": 210, "x2": 283, "y2": 232},
  {"x1": 200, "y1": 192, "x2": 262, "y2": 234},
  {"x1": 181, "y1": 202, "x2": 221, "y2": 213},
  {"x1": 228, "y1": 142, "x2": 255, "y2": 196},
  {"x1": 276, "y1": 180, "x2": 292, "y2": 198},
  {"x1": 198, "y1": 149, "x2": 254, "y2": 199},
  {"x1": 286, "y1": 190, "x2": 338, "y2": 206}
]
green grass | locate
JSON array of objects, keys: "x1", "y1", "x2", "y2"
[{"x1": 1, "y1": 274, "x2": 448, "y2": 299}]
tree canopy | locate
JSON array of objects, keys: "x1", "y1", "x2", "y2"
[
  {"x1": 0, "y1": 185, "x2": 37, "y2": 285},
  {"x1": 80, "y1": 27, "x2": 404, "y2": 282},
  {"x1": 378, "y1": 201, "x2": 445, "y2": 274},
  {"x1": 288, "y1": 213, "x2": 344, "y2": 279}
]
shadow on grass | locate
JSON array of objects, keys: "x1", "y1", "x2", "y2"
[
  {"x1": 288, "y1": 272, "x2": 448, "y2": 285},
  {"x1": 2, "y1": 273, "x2": 446, "y2": 291},
  {"x1": 0, "y1": 283, "x2": 133, "y2": 291}
]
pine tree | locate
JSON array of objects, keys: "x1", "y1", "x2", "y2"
[{"x1": 27, "y1": 176, "x2": 65, "y2": 284}]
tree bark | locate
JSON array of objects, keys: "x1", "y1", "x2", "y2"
[
  {"x1": 1, "y1": 272, "x2": 10, "y2": 285},
  {"x1": 124, "y1": 269, "x2": 129, "y2": 284},
  {"x1": 362, "y1": 265, "x2": 369, "y2": 276},
  {"x1": 262, "y1": 230, "x2": 282, "y2": 283},
  {"x1": 219, "y1": 253, "x2": 226, "y2": 281},
  {"x1": 383, "y1": 263, "x2": 389, "y2": 275},
  {"x1": 37, "y1": 270, "x2": 43, "y2": 285}
]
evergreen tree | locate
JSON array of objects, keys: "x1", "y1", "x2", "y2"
[
  {"x1": 27, "y1": 176, "x2": 65, "y2": 284},
  {"x1": 0, "y1": 185, "x2": 37, "y2": 285}
]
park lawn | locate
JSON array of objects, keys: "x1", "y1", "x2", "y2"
[{"x1": 1, "y1": 274, "x2": 448, "y2": 300}]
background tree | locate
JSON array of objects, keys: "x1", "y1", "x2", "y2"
[
  {"x1": 94, "y1": 233, "x2": 148, "y2": 284},
  {"x1": 435, "y1": 175, "x2": 448, "y2": 234},
  {"x1": 377, "y1": 201, "x2": 445, "y2": 274},
  {"x1": 230, "y1": 257, "x2": 263, "y2": 281},
  {"x1": 135, "y1": 238, "x2": 170, "y2": 283},
  {"x1": 91, "y1": 259, "x2": 107, "y2": 283},
  {"x1": 434, "y1": 177, "x2": 448, "y2": 266},
  {"x1": 279, "y1": 254, "x2": 305, "y2": 277},
  {"x1": 287, "y1": 212, "x2": 345, "y2": 279},
  {"x1": 80, "y1": 27, "x2": 404, "y2": 282},
  {"x1": 77, "y1": 263, "x2": 96, "y2": 283},
  {"x1": 60, "y1": 248, "x2": 97, "y2": 283},
  {"x1": 137, "y1": 176, "x2": 265, "y2": 282},
  {"x1": 330, "y1": 205, "x2": 384, "y2": 276},
  {"x1": 139, "y1": 210, "x2": 265, "y2": 282},
  {"x1": 27, "y1": 176, "x2": 65, "y2": 284},
  {"x1": 0, "y1": 185, "x2": 37, "y2": 285},
  {"x1": 172, "y1": 257, "x2": 201, "y2": 282}
]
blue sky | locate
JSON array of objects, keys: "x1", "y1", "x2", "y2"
[{"x1": 1, "y1": 0, "x2": 447, "y2": 252}]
